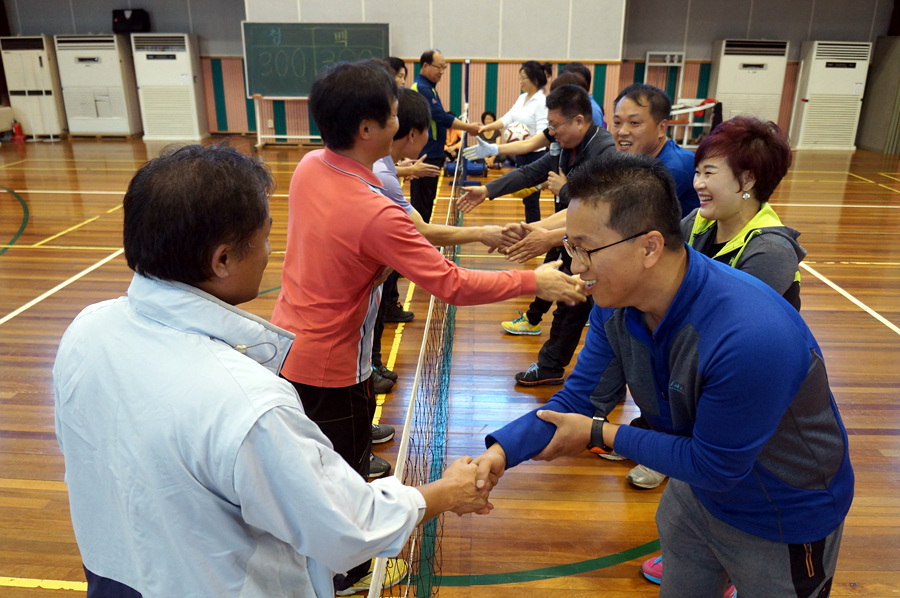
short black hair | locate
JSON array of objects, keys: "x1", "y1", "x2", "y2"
[
  {"x1": 566, "y1": 152, "x2": 683, "y2": 249},
  {"x1": 420, "y1": 49, "x2": 440, "y2": 66},
  {"x1": 546, "y1": 84, "x2": 592, "y2": 123},
  {"x1": 309, "y1": 61, "x2": 398, "y2": 150},
  {"x1": 387, "y1": 56, "x2": 406, "y2": 75},
  {"x1": 123, "y1": 144, "x2": 273, "y2": 285},
  {"x1": 395, "y1": 87, "x2": 430, "y2": 139},
  {"x1": 614, "y1": 83, "x2": 672, "y2": 123},
  {"x1": 521, "y1": 60, "x2": 551, "y2": 89},
  {"x1": 550, "y1": 71, "x2": 588, "y2": 92},
  {"x1": 561, "y1": 62, "x2": 592, "y2": 88}
]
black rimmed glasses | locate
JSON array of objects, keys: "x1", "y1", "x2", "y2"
[{"x1": 563, "y1": 231, "x2": 649, "y2": 266}]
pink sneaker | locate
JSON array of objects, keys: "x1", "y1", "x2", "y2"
[{"x1": 641, "y1": 556, "x2": 737, "y2": 597}]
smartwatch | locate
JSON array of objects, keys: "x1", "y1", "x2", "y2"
[{"x1": 587, "y1": 415, "x2": 613, "y2": 454}]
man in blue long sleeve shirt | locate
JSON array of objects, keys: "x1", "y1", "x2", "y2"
[
  {"x1": 475, "y1": 152, "x2": 853, "y2": 598},
  {"x1": 410, "y1": 49, "x2": 481, "y2": 222}
]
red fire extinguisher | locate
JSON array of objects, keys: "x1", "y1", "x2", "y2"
[{"x1": 12, "y1": 121, "x2": 25, "y2": 142}]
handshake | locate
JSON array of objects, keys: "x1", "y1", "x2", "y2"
[
  {"x1": 462, "y1": 137, "x2": 499, "y2": 161},
  {"x1": 424, "y1": 446, "x2": 508, "y2": 518}
]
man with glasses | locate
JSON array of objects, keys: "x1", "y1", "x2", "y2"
[
  {"x1": 457, "y1": 84, "x2": 616, "y2": 386},
  {"x1": 410, "y1": 49, "x2": 481, "y2": 223},
  {"x1": 474, "y1": 152, "x2": 853, "y2": 598}
]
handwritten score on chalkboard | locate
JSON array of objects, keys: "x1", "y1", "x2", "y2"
[{"x1": 242, "y1": 22, "x2": 389, "y2": 98}]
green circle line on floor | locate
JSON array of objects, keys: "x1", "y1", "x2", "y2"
[
  {"x1": 1, "y1": 185, "x2": 29, "y2": 258},
  {"x1": 438, "y1": 538, "x2": 661, "y2": 586}
]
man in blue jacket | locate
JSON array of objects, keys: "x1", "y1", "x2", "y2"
[
  {"x1": 475, "y1": 152, "x2": 854, "y2": 597},
  {"x1": 410, "y1": 49, "x2": 481, "y2": 223}
]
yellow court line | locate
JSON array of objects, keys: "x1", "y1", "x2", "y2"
[
  {"x1": 0, "y1": 159, "x2": 28, "y2": 169},
  {"x1": 374, "y1": 282, "x2": 416, "y2": 422},
  {"x1": 15, "y1": 189, "x2": 125, "y2": 195},
  {"x1": 878, "y1": 184, "x2": 900, "y2": 194},
  {"x1": 107, "y1": 204, "x2": 123, "y2": 213},
  {"x1": 768, "y1": 202, "x2": 900, "y2": 209},
  {"x1": 846, "y1": 172, "x2": 875, "y2": 183},
  {"x1": 32, "y1": 216, "x2": 100, "y2": 247},
  {"x1": 805, "y1": 260, "x2": 900, "y2": 267},
  {"x1": 0, "y1": 249, "x2": 123, "y2": 327},
  {"x1": 879, "y1": 173, "x2": 900, "y2": 182},
  {"x1": 0, "y1": 577, "x2": 86, "y2": 591},
  {"x1": 0, "y1": 245, "x2": 120, "y2": 250},
  {"x1": 801, "y1": 263, "x2": 900, "y2": 337},
  {"x1": 7, "y1": 166, "x2": 141, "y2": 172}
]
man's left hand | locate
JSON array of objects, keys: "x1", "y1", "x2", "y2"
[{"x1": 533, "y1": 410, "x2": 593, "y2": 461}]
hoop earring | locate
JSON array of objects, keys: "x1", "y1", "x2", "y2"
[{"x1": 742, "y1": 192, "x2": 751, "y2": 200}]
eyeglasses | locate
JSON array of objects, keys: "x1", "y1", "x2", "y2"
[
  {"x1": 430, "y1": 63, "x2": 448, "y2": 71},
  {"x1": 562, "y1": 231, "x2": 649, "y2": 266},
  {"x1": 547, "y1": 116, "x2": 576, "y2": 133}
]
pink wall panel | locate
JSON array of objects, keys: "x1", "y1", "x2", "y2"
[{"x1": 222, "y1": 59, "x2": 250, "y2": 132}]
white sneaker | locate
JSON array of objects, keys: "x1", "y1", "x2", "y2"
[{"x1": 627, "y1": 464, "x2": 667, "y2": 489}]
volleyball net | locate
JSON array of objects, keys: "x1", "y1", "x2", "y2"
[{"x1": 367, "y1": 61, "x2": 471, "y2": 598}]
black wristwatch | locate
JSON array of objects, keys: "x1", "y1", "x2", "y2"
[{"x1": 587, "y1": 415, "x2": 613, "y2": 454}]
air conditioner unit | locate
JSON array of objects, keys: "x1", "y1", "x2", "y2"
[
  {"x1": 54, "y1": 35, "x2": 142, "y2": 136},
  {"x1": 789, "y1": 41, "x2": 872, "y2": 150},
  {"x1": 131, "y1": 33, "x2": 208, "y2": 141},
  {"x1": 709, "y1": 39, "x2": 789, "y2": 123},
  {"x1": 0, "y1": 35, "x2": 67, "y2": 136}
]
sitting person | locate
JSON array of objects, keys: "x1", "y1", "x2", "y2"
[{"x1": 53, "y1": 144, "x2": 494, "y2": 597}]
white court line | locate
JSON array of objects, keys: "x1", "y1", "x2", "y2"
[
  {"x1": 801, "y1": 262, "x2": 900, "y2": 337},
  {"x1": 0, "y1": 249, "x2": 123, "y2": 327}
]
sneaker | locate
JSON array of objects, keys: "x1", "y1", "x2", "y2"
[
  {"x1": 640, "y1": 557, "x2": 737, "y2": 597},
  {"x1": 641, "y1": 556, "x2": 664, "y2": 584},
  {"x1": 514, "y1": 363, "x2": 565, "y2": 386},
  {"x1": 501, "y1": 311, "x2": 542, "y2": 335},
  {"x1": 371, "y1": 367, "x2": 394, "y2": 394},
  {"x1": 627, "y1": 464, "x2": 668, "y2": 489},
  {"x1": 335, "y1": 558, "x2": 409, "y2": 595},
  {"x1": 596, "y1": 450, "x2": 626, "y2": 461},
  {"x1": 385, "y1": 302, "x2": 414, "y2": 323},
  {"x1": 372, "y1": 423, "x2": 395, "y2": 444},
  {"x1": 367, "y1": 453, "x2": 391, "y2": 480},
  {"x1": 373, "y1": 363, "x2": 398, "y2": 381}
]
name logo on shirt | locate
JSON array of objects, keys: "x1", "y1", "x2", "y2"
[
  {"x1": 432, "y1": 98, "x2": 437, "y2": 104},
  {"x1": 669, "y1": 381, "x2": 685, "y2": 394}
]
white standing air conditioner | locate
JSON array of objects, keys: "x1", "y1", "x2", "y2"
[
  {"x1": 55, "y1": 35, "x2": 142, "y2": 136},
  {"x1": 131, "y1": 33, "x2": 208, "y2": 141},
  {"x1": 789, "y1": 41, "x2": 872, "y2": 150},
  {"x1": 0, "y1": 35, "x2": 67, "y2": 137},
  {"x1": 709, "y1": 40, "x2": 789, "y2": 123}
]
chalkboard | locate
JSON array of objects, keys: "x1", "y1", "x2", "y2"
[{"x1": 242, "y1": 22, "x2": 389, "y2": 98}]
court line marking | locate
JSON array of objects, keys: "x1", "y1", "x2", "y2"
[
  {"x1": 801, "y1": 263, "x2": 900, "y2": 337},
  {"x1": 879, "y1": 173, "x2": 900, "y2": 183},
  {"x1": 0, "y1": 577, "x2": 85, "y2": 591},
  {"x1": 877, "y1": 184, "x2": 900, "y2": 194},
  {"x1": 0, "y1": 159, "x2": 28, "y2": 169},
  {"x1": 0, "y1": 249, "x2": 123, "y2": 327},
  {"x1": 846, "y1": 172, "x2": 875, "y2": 183},
  {"x1": 32, "y1": 216, "x2": 101, "y2": 247},
  {"x1": 0, "y1": 185, "x2": 29, "y2": 257}
]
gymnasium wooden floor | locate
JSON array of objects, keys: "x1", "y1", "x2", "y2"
[{"x1": 0, "y1": 136, "x2": 898, "y2": 597}]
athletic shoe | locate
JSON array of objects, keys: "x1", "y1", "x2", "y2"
[
  {"x1": 641, "y1": 557, "x2": 737, "y2": 597},
  {"x1": 371, "y1": 367, "x2": 394, "y2": 394},
  {"x1": 385, "y1": 302, "x2": 414, "y2": 323},
  {"x1": 335, "y1": 558, "x2": 409, "y2": 595},
  {"x1": 371, "y1": 424, "x2": 395, "y2": 444},
  {"x1": 596, "y1": 450, "x2": 626, "y2": 461},
  {"x1": 514, "y1": 363, "x2": 565, "y2": 386},
  {"x1": 501, "y1": 312, "x2": 542, "y2": 335},
  {"x1": 367, "y1": 453, "x2": 391, "y2": 480},
  {"x1": 627, "y1": 464, "x2": 668, "y2": 489},
  {"x1": 374, "y1": 363, "x2": 398, "y2": 381}
]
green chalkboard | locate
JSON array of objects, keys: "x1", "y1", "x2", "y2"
[{"x1": 242, "y1": 22, "x2": 389, "y2": 98}]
